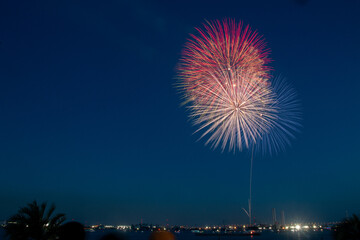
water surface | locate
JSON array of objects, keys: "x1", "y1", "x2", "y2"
[{"x1": 0, "y1": 229, "x2": 334, "y2": 240}]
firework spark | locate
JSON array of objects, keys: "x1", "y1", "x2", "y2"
[{"x1": 178, "y1": 19, "x2": 277, "y2": 151}]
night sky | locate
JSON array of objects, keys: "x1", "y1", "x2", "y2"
[{"x1": 1, "y1": 0, "x2": 360, "y2": 226}]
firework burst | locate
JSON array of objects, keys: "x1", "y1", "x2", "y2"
[
  {"x1": 177, "y1": 19, "x2": 302, "y2": 226},
  {"x1": 178, "y1": 19, "x2": 277, "y2": 151}
]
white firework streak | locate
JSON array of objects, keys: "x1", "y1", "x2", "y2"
[
  {"x1": 252, "y1": 76, "x2": 302, "y2": 156},
  {"x1": 183, "y1": 68, "x2": 278, "y2": 152}
]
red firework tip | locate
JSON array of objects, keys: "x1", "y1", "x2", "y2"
[{"x1": 179, "y1": 19, "x2": 272, "y2": 83}]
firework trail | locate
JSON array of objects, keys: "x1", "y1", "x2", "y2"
[{"x1": 178, "y1": 19, "x2": 278, "y2": 152}]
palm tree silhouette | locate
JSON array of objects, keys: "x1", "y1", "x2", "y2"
[
  {"x1": 335, "y1": 214, "x2": 360, "y2": 240},
  {"x1": 5, "y1": 200, "x2": 65, "y2": 240}
]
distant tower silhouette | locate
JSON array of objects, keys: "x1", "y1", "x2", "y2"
[
  {"x1": 281, "y1": 211, "x2": 285, "y2": 226},
  {"x1": 272, "y1": 208, "x2": 277, "y2": 226}
]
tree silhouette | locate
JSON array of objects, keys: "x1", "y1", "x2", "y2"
[
  {"x1": 5, "y1": 201, "x2": 65, "y2": 240},
  {"x1": 335, "y1": 214, "x2": 360, "y2": 240}
]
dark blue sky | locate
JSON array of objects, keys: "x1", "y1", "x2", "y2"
[{"x1": 1, "y1": 0, "x2": 359, "y2": 225}]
